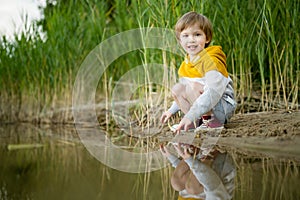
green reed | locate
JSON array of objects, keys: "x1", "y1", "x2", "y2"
[{"x1": 0, "y1": 0, "x2": 299, "y2": 122}]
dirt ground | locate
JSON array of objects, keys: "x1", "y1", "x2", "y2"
[
  {"x1": 203, "y1": 110, "x2": 300, "y2": 160},
  {"x1": 156, "y1": 110, "x2": 300, "y2": 161},
  {"x1": 222, "y1": 110, "x2": 300, "y2": 138}
]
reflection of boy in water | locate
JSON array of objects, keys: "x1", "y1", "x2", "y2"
[{"x1": 160, "y1": 144, "x2": 235, "y2": 200}]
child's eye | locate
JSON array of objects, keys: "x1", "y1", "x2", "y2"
[{"x1": 195, "y1": 33, "x2": 202, "y2": 36}]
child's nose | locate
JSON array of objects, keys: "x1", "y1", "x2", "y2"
[{"x1": 189, "y1": 35, "x2": 196, "y2": 42}]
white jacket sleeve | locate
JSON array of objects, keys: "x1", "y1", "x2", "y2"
[
  {"x1": 184, "y1": 70, "x2": 229, "y2": 121},
  {"x1": 167, "y1": 154, "x2": 180, "y2": 168},
  {"x1": 184, "y1": 157, "x2": 231, "y2": 200},
  {"x1": 168, "y1": 101, "x2": 180, "y2": 114}
]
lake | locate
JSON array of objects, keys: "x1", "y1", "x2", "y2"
[{"x1": 0, "y1": 124, "x2": 299, "y2": 200}]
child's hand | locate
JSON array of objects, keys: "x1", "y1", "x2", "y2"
[
  {"x1": 175, "y1": 117, "x2": 193, "y2": 134},
  {"x1": 160, "y1": 111, "x2": 172, "y2": 123},
  {"x1": 159, "y1": 144, "x2": 172, "y2": 158},
  {"x1": 173, "y1": 143, "x2": 192, "y2": 160}
]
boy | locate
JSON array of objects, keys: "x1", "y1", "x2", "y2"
[{"x1": 160, "y1": 11, "x2": 236, "y2": 133}]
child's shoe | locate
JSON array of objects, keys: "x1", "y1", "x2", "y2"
[
  {"x1": 170, "y1": 124, "x2": 195, "y2": 132},
  {"x1": 197, "y1": 116, "x2": 224, "y2": 130}
]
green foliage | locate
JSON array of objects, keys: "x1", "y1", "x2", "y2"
[{"x1": 0, "y1": 0, "x2": 299, "y2": 122}]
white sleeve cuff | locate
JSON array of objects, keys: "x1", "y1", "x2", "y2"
[{"x1": 168, "y1": 101, "x2": 180, "y2": 114}]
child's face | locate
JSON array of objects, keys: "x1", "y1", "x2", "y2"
[{"x1": 179, "y1": 24, "x2": 209, "y2": 59}]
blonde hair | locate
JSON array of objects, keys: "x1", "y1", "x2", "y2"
[{"x1": 175, "y1": 11, "x2": 213, "y2": 47}]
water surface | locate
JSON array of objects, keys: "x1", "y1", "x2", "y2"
[{"x1": 0, "y1": 124, "x2": 299, "y2": 200}]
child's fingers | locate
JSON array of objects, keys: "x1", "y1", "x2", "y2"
[
  {"x1": 164, "y1": 117, "x2": 168, "y2": 123},
  {"x1": 173, "y1": 144, "x2": 179, "y2": 152},
  {"x1": 174, "y1": 143, "x2": 183, "y2": 156},
  {"x1": 184, "y1": 146, "x2": 189, "y2": 155},
  {"x1": 164, "y1": 114, "x2": 169, "y2": 123},
  {"x1": 160, "y1": 111, "x2": 172, "y2": 123},
  {"x1": 159, "y1": 144, "x2": 166, "y2": 154},
  {"x1": 184, "y1": 125, "x2": 188, "y2": 131},
  {"x1": 175, "y1": 124, "x2": 183, "y2": 134},
  {"x1": 159, "y1": 147, "x2": 164, "y2": 153},
  {"x1": 160, "y1": 144, "x2": 171, "y2": 156},
  {"x1": 160, "y1": 115, "x2": 166, "y2": 123},
  {"x1": 163, "y1": 146, "x2": 170, "y2": 154}
]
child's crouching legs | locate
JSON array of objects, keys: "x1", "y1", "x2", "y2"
[
  {"x1": 171, "y1": 81, "x2": 204, "y2": 114},
  {"x1": 171, "y1": 83, "x2": 185, "y2": 100},
  {"x1": 171, "y1": 160, "x2": 190, "y2": 191},
  {"x1": 185, "y1": 81, "x2": 204, "y2": 103},
  {"x1": 212, "y1": 97, "x2": 236, "y2": 124},
  {"x1": 171, "y1": 160, "x2": 204, "y2": 195},
  {"x1": 185, "y1": 173, "x2": 204, "y2": 195},
  {"x1": 171, "y1": 83, "x2": 190, "y2": 114}
]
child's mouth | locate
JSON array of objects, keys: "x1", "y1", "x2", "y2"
[{"x1": 188, "y1": 45, "x2": 198, "y2": 50}]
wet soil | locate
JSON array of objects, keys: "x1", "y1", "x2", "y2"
[
  {"x1": 156, "y1": 110, "x2": 300, "y2": 160},
  {"x1": 222, "y1": 110, "x2": 300, "y2": 138},
  {"x1": 203, "y1": 111, "x2": 300, "y2": 160},
  {"x1": 2, "y1": 105, "x2": 299, "y2": 160}
]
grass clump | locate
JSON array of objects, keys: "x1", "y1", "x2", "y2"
[{"x1": 0, "y1": 0, "x2": 298, "y2": 123}]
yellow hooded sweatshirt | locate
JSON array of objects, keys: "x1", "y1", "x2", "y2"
[{"x1": 178, "y1": 46, "x2": 228, "y2": 78}]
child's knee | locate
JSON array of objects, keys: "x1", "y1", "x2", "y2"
[
  {"x1": 213, "y1": 98, "x2": 236, "y2": 124},
  {"x1": 185, "y1": 181, "x2": 203, "y2": 195},
  {"x1": 183, "y1": 82, "x2": 204, "y2": 101},
  {"x1": 171, "y1": 83, "x2": 185, "y2": 97},
  {"x1": 190, "y1": 81, "x2": 204, "y2": 94},
  {"x1": 185, "y1": 186, "x2": 200, "y2": 195},
  {"x1": 171, "y1": 173, "x2": 185, "y2": 191}
]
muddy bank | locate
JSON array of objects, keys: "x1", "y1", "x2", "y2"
[
  {"x1": 222, "y1": 111, "x2": 300, "y2": 138},
  {"x1": 1, "y1": 107, "x2": 299, "y2": 161},
  {"x1": 217, "y1": 111, "x2": 300, "y2": 160},
  {"x1": 157, "y1": 111, "x2": 300, "y2": 160}
]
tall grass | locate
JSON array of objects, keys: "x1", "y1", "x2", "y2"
[
  {"x1": 213, "y1": 0, "x2": 299, "y2": 112},
  {"x1": 0, "y1": 0, "x2": 299, "y2": 122}
]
